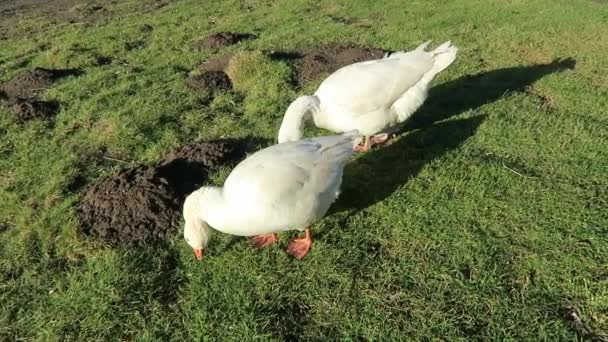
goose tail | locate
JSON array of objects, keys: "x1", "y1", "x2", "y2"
[
  {"x1": 429, "y1": 40, "x2": 458, "y2": 74},
  {"x1": 384, "y1": 41, "x2": 431, "y2": 59},
  {"x1": 416, "y1": 40, "x2": 433, "y2": 52}
]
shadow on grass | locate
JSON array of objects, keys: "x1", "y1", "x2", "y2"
[
  {"x1": 333, "y1": 115, "x2": 486, "y2": 217},
  {"x1": 407, "y1": 57, "x2": 576, "y2": 130},
  {"x1": 310, "y1": 59, "x2": 579, "y2": 328},
  {"x1": 331, "y1": 58, "x2": 576, "y2": 216}
]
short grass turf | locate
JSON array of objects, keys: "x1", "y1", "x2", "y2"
[{"x1": 1, "y1": 0, "x2": 608, "y2": 340}]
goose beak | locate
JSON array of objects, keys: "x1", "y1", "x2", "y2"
[{"x1": 193, "y1": 248, "x2": 204, "y2": 261}]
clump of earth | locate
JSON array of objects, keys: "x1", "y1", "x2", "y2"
[
  {"x1": 0, "y1": 0, "x2": 171, "y2": 33},
  {"x1": 270, "y1": 45, "x2": 386, "y2": 86},
  {"x1": 196, "y1": 32, "x2": 256, "y2": 49},
  {"x1": 296, "y1": 45, "x2": 385, "y2": 85},
  {"x1": 186, "y1": 32, "x2": 256, "y2": 92},
  {"x1": 185, "y1": 53, "x2": 234, "y2": 92},
  {"x1": 77, "y1": 139, "x2": 252, "y2": 246},
  {"x1": 1, "y1": 68, "x2": 80, "y2": 98},
  {"x1": 185, "y1": 70, "x2": 232, "y2": 91},
  {"x1": 11, "y1": 98, "x2": 60, "y2": 123},
  {"x1": 0, "y1": 67, "x2": 81, "y2": 122}
]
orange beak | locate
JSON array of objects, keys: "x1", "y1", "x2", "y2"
[{"x1": 194, "y1": 248, "x2": 204, "y2": 261}]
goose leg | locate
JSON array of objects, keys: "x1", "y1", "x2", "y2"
[
  {"x1": 354, "y1": 136, "x2": 372, "y2": 152},
  {"x1": 251, "y1": 233, "x2": 279, "y2": 249},
  {"x1": 286, "y1": 228, "x2": 313, "y2": 260}
]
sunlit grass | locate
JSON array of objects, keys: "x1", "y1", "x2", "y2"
[{"x1": 1, "y1": 0, "x2": 607, "y2": 340}]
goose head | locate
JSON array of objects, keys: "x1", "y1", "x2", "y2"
[{"x1": 183, "y1": 187, "x2": 220, "y2": 260}]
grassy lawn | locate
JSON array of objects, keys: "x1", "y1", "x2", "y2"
[{"x1": 1, "y1": 0, "x2": 607, "y2": 340}]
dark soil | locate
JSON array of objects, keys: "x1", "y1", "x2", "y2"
[
  {"x1": 270, "y1": 45, "x2": 386, "y2": 86},
  {"x1": 1, "y1": 67, "x2": 80, "y2": 99},
  {"x1": 156, "y1": 140, "x2": 249, "y2": 199},
  {"x1": 94, "y1": 55, "x2": 113, "y2": 66},
  {"x1": 185, "y1": 53, "x2": 234, "y2": 92},
  {"x1": 0, "y1": 0, "x2": 105, "y2": 24},
  {"x1": 0, "y1": 0, "x2": 171, "y2": 38},
  {"x1": 77, "y1": 139, "x2": 252, "y2": 246},
  {"x1": 11, "y1": 97, "x2": 60, "y2": 122},
  {"x1": 185, "y1": 71, "x2": 232, "y2": 91},
  {"x1": 0, "y1": 67, "x2": 80, "y2": 122},
  {"x1": 77, "y1": 165, "x2": 182, "y2": 245},
  {"x1": 196, "y1": 32, "x2": 256, "y2": 50}
]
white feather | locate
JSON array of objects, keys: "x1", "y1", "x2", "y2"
[
  {"x1": 277, "y1": 40, "x2": 458, "y2": 141},
  {"x1": 183, "y1": 133, "x2": 359, "y2": 241}
]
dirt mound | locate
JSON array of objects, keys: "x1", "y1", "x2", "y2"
[
  {"x1": 185, "y1": 71, "x2": 232, "y2": 91},
  {"x1": 156, "y1": 140, "x2": 248, "y2": 199},
  {"x1": 77, "y1": 165, "x2": 181, "y2": 245},
  {"x1": 270, "y1": 45, "x2": 385, "y2": 86},
  {"x1": 298, "y1": 45, "x2": 385, "y2": 84},
  {"x1": 0, "y1": 68, "x2": 81, "y2": 123},
  {"x1": 0, "y1": 67, "x2": 80, "y2": 122},
  {"x1": 11, "y1": 98, "x2": 60, "y2": 122},
  {"x1": 185, "y1": 53, "x2": 234, "y2": 92},
  {"x1": 196, "y1": 32, "x2": 256, "y2": 49},
  {"x1": 0, "y1": 0, "x2": 172, "y2": 37},
  {"x1": 1, "y1": 67, "x2": 81, "y2": 99},
  {"x1": 77, "y1": 139, "x2": 250, "y2": 246}
]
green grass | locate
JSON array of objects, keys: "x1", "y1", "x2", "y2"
[{"x1": 1, "y1": 0, "x2": 608, "y2": 340}]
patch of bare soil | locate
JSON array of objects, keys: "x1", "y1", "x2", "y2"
[
  {"x1": 185, "y1": 71, "x2": 232, "y2": 92},
  {"x1": 11, "y1": 98, "x2": 59, "y2": 122},
  {"x1": 0, "y1": 67, "x2": 80, "y2": 122},
  {"x1": 270, "y1": 45, "x2": 386, "y2": 86},
  {"x1": 0, "y1": 0, "x2": 110, "y2": 24},
  {"x1": 185, "y1": 53, "x2": 234, "y2": 92},
  {"x1": 77, "y1": 140, "x2": 251, "y2": 246},
  {"x1": 196, "y1": 32, "x2": 256, "y2": 50},
  {"x1": 1, "y1": 67, "x2": 80, "y2": 98},
  {"x1": 0, "y1": 0, "x2": 170, "y2": 39}
]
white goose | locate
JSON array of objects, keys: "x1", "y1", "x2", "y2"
[
  {"x1": 278, "y1": 40, "x2": 458, "y2": 152},
  {"x1": 183, "y1": 132, "x2": 359, "y2": 260}
]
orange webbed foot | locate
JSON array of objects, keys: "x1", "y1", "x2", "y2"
[
  {"x1": 251, "y1": 233, "x2": 279, "y2": 249},
  {"x1": 286, "y1": 228, "x2": 313, "y2": 260}
]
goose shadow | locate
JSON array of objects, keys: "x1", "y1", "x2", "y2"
[
  {"x1": 332, "y1": 114, "x2": 486, "y2": 216},
  {"x1": 405, "y1": 57, "x2": 576, "y2": 130},
  {"x1": 328, "y1": 58, "x2": 576, "y2": 218}
]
